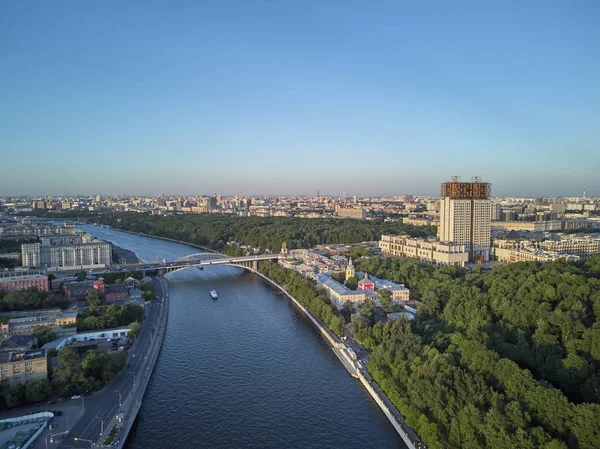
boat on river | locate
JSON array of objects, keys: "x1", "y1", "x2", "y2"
[{"x1": 210, "y1": 290, "x2": 218, "y2": 299}]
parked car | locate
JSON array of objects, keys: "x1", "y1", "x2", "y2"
[{"x1": 71, "y1": 395, "x2": 81, "y2": 400}]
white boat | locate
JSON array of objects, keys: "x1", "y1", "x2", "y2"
[{"x1": 210, "y1": 290, "x2": 218, "y2": 299}]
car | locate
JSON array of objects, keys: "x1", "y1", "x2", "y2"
[{"x1": 71, "y1": 395, "x2": 81, "y2": 400}]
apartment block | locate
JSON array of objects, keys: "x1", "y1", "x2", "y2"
[
  {"x1": 379, "y1": 235, "x2": 469, "y2": 267},
  {"x1": 439, "y1": 179, "x2": 491, "y2": 262},
  {"x1": 0, "y1": 274, "x2": 49, "y2": 293},
  {"x1": 0, "y1": 309, "x2": 78, "y2": 337},
  {"x1": 22, "y1": 233, "x2": 111, "y2": 269},
  {"x1": 540, "y1": 236, "x2": 599, "y2": 260},
  {"x1": 336, "y1": 206, "x2": 367, "y2": 220},
  {"x1": 0, "y1": 349, "x2": 48, "y2": 388}
]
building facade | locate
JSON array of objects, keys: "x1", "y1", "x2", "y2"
[
  {"x1": 439, "y1": 179, "x2": 491, "y2": 262},
  {"x1": 493, "y1": 239, "x2": 579, "y2": 263},
  {"x1": 22, "y1": 234, "x2": 111, "y2": 269},
  {"x1": 0, "y1": 275, "x2": 49, "y2": 293},
  {"x1": 541, "y1": 236, "x2": 600, "y2": 260},
  {"x1": 379, "y1": 235, "x2": 469, "y2": 267},
  {"x1": 0, "y1": 349, "x2": 48, "y2": 388},
  {"x1": 0, "y1": 309, "x2": 78, "y2": 337},
  {"x1": 336, "y1": 206, "x2": 367, "y2": 220}
]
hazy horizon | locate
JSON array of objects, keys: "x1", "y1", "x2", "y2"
[{"x1": 1, "y1": 1, "x2": 599, "y2": 198}]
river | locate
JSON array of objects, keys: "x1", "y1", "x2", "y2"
[{"x1": 80, "y1": 225, "x2": 406, "y2": 449}]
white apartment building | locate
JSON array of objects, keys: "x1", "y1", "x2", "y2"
[
  {"x1": 541, "y1": 236, "x2": 599, "y2": 260},
  {"x1": 379, "y1": 235, "x2": 469, "y2": 267},
  {"x1": 21, "y1": 234, "x2": 111, "y2": 270},
  {"x1": 439, "y1": 180, "x2": 492, "y2": 262}
]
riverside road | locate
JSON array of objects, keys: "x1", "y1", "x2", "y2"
[{"x1": 54, "y1": 277, "x2": 168, "y2": 449}]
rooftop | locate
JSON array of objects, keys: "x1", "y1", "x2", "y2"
[
  {"x1": 0, "y1": 274, "x2": 48, "y2": 282},
  {"x1": 315, "y1": 274, "x2": 364, "y2": 297},
  {"x1": 0, "y1": 349, "x2": 47, "y2": 364}
]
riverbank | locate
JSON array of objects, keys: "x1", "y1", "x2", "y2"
[
  {"x1": 114, "y1": 276, "x2": 169, "y2": 448},
  {"x1": 251, "y1": 270, "x2": 423, "y2": 449},
  {"x1": 111, "y1": 243, "x2": 141, "y2": 264},
  {"x1": 107, "y1": 228, "x2": 215, "y2": 253}
]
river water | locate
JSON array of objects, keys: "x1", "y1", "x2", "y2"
[{"x1": 80, "y1": 225, "x2": 406, "y2": 449}]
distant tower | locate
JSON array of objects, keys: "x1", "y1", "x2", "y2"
[
  {"x1": 345, "y1": 258, "x2": 355, "y2": 280},
  {"x1": 583, "y1": 189, "x2": 586, "y2": 199},
  {"x1": 440, "y1": 176, "x2": 492, "y2": 263}
]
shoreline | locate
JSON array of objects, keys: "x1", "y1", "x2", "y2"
[
  {"x1": 89, "y1": 225, "x2": 422, "y2": 449},
  {"x1": 251, "y1": 269, "x2": 422, "y2": 449},
  {"x1": 110, "y1": 242, "x2": 141, "y2": 264},
  {"x1": 104, "y1": 227, "x2": 215, "y2": 253}
]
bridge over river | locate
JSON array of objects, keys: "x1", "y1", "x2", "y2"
[{"x1": 0, "y1": 252, "x2": 283, "y2": 278}]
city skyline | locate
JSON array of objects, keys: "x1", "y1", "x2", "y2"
[{"x1": 2, "y1": 1, "x2": 599, "y2": 197}]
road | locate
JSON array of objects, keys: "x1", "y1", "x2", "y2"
[{"x1": 52, "y1": 277, "x2": 168, "y2": 449}]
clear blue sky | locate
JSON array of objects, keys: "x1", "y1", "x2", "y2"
[{"x1": 1, "y1": 1, "x2": 599, "y2": 197}]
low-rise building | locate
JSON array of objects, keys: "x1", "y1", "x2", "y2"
[
  {"x1": 0, "y1": 309, "x2": 78, "y2": 337},
  {"x1": 93, "y1": 279, "x2": 129, "y2": 303},
  {"x1": 0, "y1": 274, "x2": 49, "y2": 293},
  {"x1": 336, "y1": 206, "x2": 367, "y2": 220},
  {"x1": 0, "y1": 349, "x2": 47, "y2": 388},
  {"x1": 315, "y1": 274, "x2": 366, "y2": 310},
  {"x1": 492, "y1": 232, "x2": 599, "y2": 263},
  {"x1": 540, "y1": 236, "x2": 599, "y2": 260},
  {"x1": 379, "y1": 235, "x2": 469, "y2": 267},
  {"x1": 315, "y1": 272, "x2": 410, "y2": 311},
  {"x1": 64, "y1": 281, "x2": 94, "y2": 301}
]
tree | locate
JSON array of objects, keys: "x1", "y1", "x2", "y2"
[
  {"x1": 358, "y1": 299, "x2": 377, "y2": 327},
  {"x1": 331, "y1": 271, "x2": 346, "y2": 284},
  {"x1": 345, "y1": 276, "x2": 359, "y2": 290},
  {"x1": 25, "y1": 379, "x2": 50, "y2": 403},
  {"x1": 33, "y1": 325, "x2": 56, "y2": 347},
  {"x1": 141, "y1": 290, "x2": 154, "y2": 301},
  {"x1": 75, "y1": 271, "x2": 87, "y2": 282},
  {"x1": 328, "y1": 316, "x2": 344, "y2": 337},
  {"x1": 378, "y1": 289, "x2": 393, "y2": 313},
  {"x1": 341, "y1": 300, "x2": 355, "y2": 321},
  {"x1": 86, "y1": 288, "x2": 103, "y2": 308},
  {"x1": 128, "y1": 321, "x2": 141, "y2": 339},
  {"x1": 4, "y1": 384, "x2": 25, "y2": 409},
  {"x1": 349, "y1": 247, "x2": 371, "y2": 260},
  {"x1": 55, "y1": 346, "x2": 86, "y2": 394}
]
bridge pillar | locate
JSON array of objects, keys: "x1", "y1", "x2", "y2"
[{"x1": 252, "y1": 260, "x2": 258, "y2": 271}]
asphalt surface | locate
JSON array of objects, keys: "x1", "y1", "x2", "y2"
[{"x1": 55, "y1": 277, "x2": 168, "y2": 449}]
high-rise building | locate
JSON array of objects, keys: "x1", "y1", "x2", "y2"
[
  {"x1": 21, "y1": 234, "x2": 111, "y2": 270},
  {"x1": 439, "y1": 177, "x2": 491, "y2": 263}
]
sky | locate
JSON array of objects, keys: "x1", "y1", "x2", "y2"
[{"x1": 1, "y1": 1, "x2": 599, "y2": 197}]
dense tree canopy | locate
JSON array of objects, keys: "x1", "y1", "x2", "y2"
[
  {"x1": 352, "y1": 254, "x2": 600, "y2": 449},
  {"x1": 54, "y1": 346, "x2": 126, "y2": 395},
  {"x1": 259, "y1": 262, "x2": 344, "y2": 337},
  {"x1": 33, "y1": 325, "x2": 56, "y2": 347},
  {"x1": 94, "y1": 212, "x2": 436, "y2": 251},
  {"x1": 76, "y1": 303, "x2": 145, "y2": 331},
  {"x1": 0, "y1": 288, "x2": 69, "y2": 312}
]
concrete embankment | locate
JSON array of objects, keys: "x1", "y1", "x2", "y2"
[
  {"x1": 114, "y1": 277, "x2": 169, "y2": 448},
  {"x1": 251, "y1": 270, "x2": 423, "y2": 449}
]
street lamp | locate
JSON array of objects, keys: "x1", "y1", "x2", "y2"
[
  {"x1": 115, "y1": 389, "x2": 122, "y2": 406},
  {"x1": 47, "y1": 431, "x2": 69, "y2": 448},
  {"x1": 73, "y1": 437, "x2": 94, "y2": 447}
]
